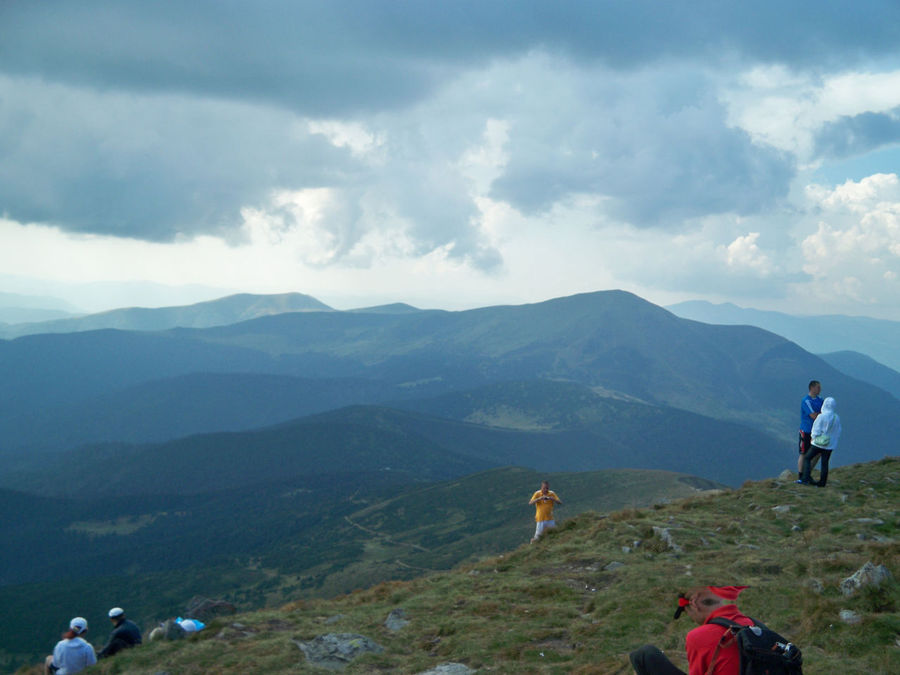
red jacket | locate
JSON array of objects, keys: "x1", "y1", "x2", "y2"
[{"x1": 685, "y1": 605, "x2": 753, "y2": 675}]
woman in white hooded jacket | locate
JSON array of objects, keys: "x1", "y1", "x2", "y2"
[{"x1": 801, "y1": 396, "x2": 841, "y2": 487}]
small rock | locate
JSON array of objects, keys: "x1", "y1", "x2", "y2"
[
  {"x1": 385, "y1": 608, "x2": 410, "y2": 631},
  {"x1": 778, "y1": 469, "x2": 795, "y2": 482},
  {"x1": 848, "y1": 518, "x2": 884, "y2": 525},
  {"x1": 839, "y1": 609, "x2": 861, "y2": 624},
  {"x1": 807, "y1": 578, "x2": 824, "y2": 594},
  {"x1": 416, "y1": 664, "x2": 475, "y2": 675},
  {"x1": 325, "y1": 615, "x2": 346, "y2": 625},
  {"x1": 840, "y1": 494, "x2": 849, "y2": 503},
  {"x1": 604, "y1": 561, "x2": 625, "y2": 571},
  {"x1": 621, "y1": 546, "x2": 631, "y2": 554},
  {"x1": 791, "y1": 525, "x2": 802, "y2": 532},
  {"x1": 840, "y1": 562, "x2": 894, "y2": 597},
  {"x1": 771, "y1": 505, "x2": 791, "y2": 514}
]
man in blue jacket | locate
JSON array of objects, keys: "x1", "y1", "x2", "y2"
[{"x1": 797, "y1": 380, "x2": 823, "y2": 481}]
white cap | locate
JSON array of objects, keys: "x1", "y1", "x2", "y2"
[
  {"x1": 70, "y1": 617, "x2": 88, "y2": 634},
  {"x1": 108, "y1": 607, "x2": 125, "y2": 618}
]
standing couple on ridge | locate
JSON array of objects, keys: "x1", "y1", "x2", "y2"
[{"x1": 797, "y1": 380, "x2": 842, "y2": 487}]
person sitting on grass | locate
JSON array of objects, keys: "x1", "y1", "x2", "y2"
[
  {"x1": 629, "y1": 586, "x2": 752, "y2": 675},
  {"x1": 97, "y1": 606, "x2": 143, "y2": 659},
  {"x1": 45, "y1": 617, "x2": 96, "y2": 675}
]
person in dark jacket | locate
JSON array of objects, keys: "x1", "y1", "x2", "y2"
[{"x1": 97, "y1": 607, "x2": 142, "y2": 659}]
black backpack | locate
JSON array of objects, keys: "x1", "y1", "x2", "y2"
[{"x1": 707, "y1": 617, "x2": 803, "y2": 675}]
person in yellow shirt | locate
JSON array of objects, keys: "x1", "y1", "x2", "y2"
[{"x1": 528, "y1": 480, "x2": 562, "y2": 542}]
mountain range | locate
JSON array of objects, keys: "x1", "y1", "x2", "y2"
[{"x1": 3, "y1": 290, "x2": 897, "y2": 472}]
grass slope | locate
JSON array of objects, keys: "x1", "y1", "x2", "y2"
[
  {"x1": 64, "y1": 457, "x2": 899, "y2": 675},
  {"x1": 0, "y1": 466, "x2": 717, "y2": 669},
  {"x1": 262, "y1": 466, "x2": 724, "y2": 599}
]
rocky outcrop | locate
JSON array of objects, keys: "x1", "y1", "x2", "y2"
[
  {"x1": 185, "y1": 596, "x2": 236, "y2": 622},
  {"x1": 652, "y1": 526, "x2": 683, "y2": 553},
  {"x1": 840, "y1": 561, "x2": 894, "y2": 597},
  {"x1": 293, "y1": 633, "x2": 384, "y2": 670}
]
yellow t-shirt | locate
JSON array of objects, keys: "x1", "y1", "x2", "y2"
[{"x1": 531, "y1": 490, "x2": 558, "y2": 522}]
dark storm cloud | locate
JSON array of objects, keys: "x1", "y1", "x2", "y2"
[
  {"x1": 0, "y1": 80, "x2": 358, "y2": 240},
  {"x1": 814, "y1": 108, "x2": 900, "y2": 160},
  {"x1": 1, "y1": 0, "x2": 897, "y2": 260},
  {"x1": 2, "y1": 1, "x2": 899, "y2": 116}
]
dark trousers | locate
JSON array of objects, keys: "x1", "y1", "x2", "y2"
[
  {"x1": 802, "y1": 446, "x2": 832, "y2": 486},
  {"x1": 629, "y1": 645, "x2": 686, "y2": 675}
]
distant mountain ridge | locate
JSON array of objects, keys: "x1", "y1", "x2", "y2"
[
  {"x1": 668, "y1": 299, "x2": 900, "y2": 372},
  {"x1": 0, "y1": 291, "x2": 80, "y2": 324},
  {"x1": 819, "y1": 350, "x2": 900, "y2": 401},
  {"x1": 0, "y1": 292, "x2": 332, "y2": 338},
  {"x1": 3, "y1": 290, "x2": 899, "y2": 475}
]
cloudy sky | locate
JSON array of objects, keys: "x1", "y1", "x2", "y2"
[{"x1": 2, "y1": 1, "x2": 900, "y2": 317}]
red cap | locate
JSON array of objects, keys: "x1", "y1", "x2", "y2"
[{"x1": 707, "y1": 586, "x2": 748, "y2": 601}]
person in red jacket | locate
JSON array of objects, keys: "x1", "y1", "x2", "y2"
[{"x1": 629, "y1": 585, "x2": 752, "y2": 675}]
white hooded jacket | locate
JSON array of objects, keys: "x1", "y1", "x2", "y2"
[
  {"x1": 810, "y1": 397, "x2": 841, "y2": 450},
  {"x1": 51, "y1": 636, "x2": 97, "y2": 674}
]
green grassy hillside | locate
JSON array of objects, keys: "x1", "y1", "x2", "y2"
[
  {"x1": 26, "y1": 457, "x2": 898, "y2": 674},
  {"x1": 0, "y1": 466, "x2": 720, "y2": 670}
]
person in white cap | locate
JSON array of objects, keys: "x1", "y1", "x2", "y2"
[
  {"x1": 97, "y1": 606, "x2": 143, "y2": 659},
  {"x1": 45, "y1": 617, "x2": 96, "y2": 674}
]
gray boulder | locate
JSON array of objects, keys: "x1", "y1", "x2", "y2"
[
  {"x1": 294, "y1": 633, "x2": 384, "y2": 670},
  {"x1": 840, "y1": 561, "x2": 894, "y2": 597}
]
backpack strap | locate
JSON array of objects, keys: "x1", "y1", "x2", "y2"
[
  {"x1": 705, "y1": 618, "x2": 744, "y2": 675},
  {"x1": 709, "y1": 617, "x2": 745, "y2": 631}
]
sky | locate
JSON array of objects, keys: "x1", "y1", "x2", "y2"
[{"x1": 2, "y1": 1, "x2": 900, "y2": 317}]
